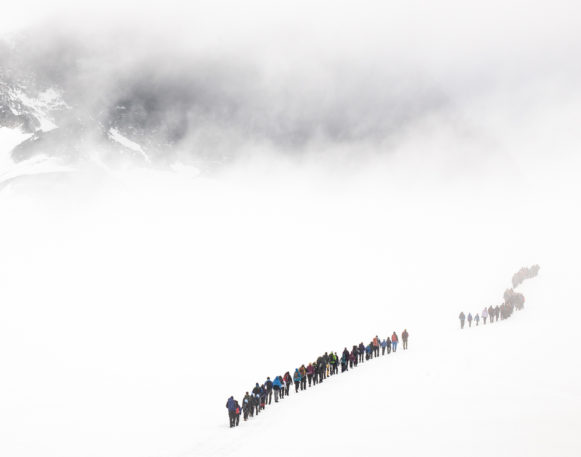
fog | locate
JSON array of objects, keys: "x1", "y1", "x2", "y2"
[{"x1": 1, "y1": 1, "x2": 581, "y2": 456}]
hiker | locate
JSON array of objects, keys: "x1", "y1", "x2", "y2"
[
  {"x1": 373, "y1": 336, "x2": 380, "y2": 357},
  {"x1": 358, "y1": 343, "x2": 365, "y2": 362},
  {"x1": 365, "y1": 344, "x2": 372, "y2": 360},
  {"x1": 242, "y1": 392, "x2": 251, "y2": 421},
  {"x1": 293, "y1": 369, "x2": 301, "y2": 393},
  {"x1": 488, "y1": 305, "x2": 494, "y2": 323},
  {"x1": 341, "y1": 352, "x2": 348, "y2": 372},
  {"x1": 312, "y1": 362, "x2": 319, "y2": 386},
  {"x1": 273, "y1": 376, "x2": 282, "y2": 403},
  {"x1": 323, "y1": 353, "x2": 330, "y2": 379},
  {"x1": 391, "y1": 332, "x2": 399, "y2": 352},
  {"x1": 459, "y1": 311, "x2": 466, "y2": 329},
  {"x1": 467, "y1": 313, "x2": 473, "y2": 327},
  {"x1": 234, "y1": 399, "x2": 241, "y2": 426},
  {"x1": 317, "y1": 356, "x2": 325, "y2": 383},
  {"x1": 494, "y1": 305, "x2": 500, "y2": 322},
  {"x1": 306, "y1": 363, "x2": 314, "y2": 387},
  {"x1": 299, "y1": 365, "x2": 307, "y2": 390},
  {"x1": 402, "y1": 329, "x2": 409, "y2": 350},
  {"x1": 332, "y1": 352, "x2": 339, "y2": 375},
  {"x1": 284, "y1": 372, "x2": 292, "y2": 396},
  {"x1": 259, "y1": 384, "x2": 266, "y2": 411},
  {"x1": 349, "y1": 349, "x2": 356, "y2": 368},
  {"x1": 380, "y1": 338, "x2": 387, "y2": 355},
  {"x1": 482, "y1": 307, "x2": 488, "y2": 324},
  {"x1": 474, "y1": 313, "x2": 480, "y2": 326},
  {"x1": 251, "y1": 383, "x2": 261, "y2": 415},
  {"x1": 226, "y1": 396, "x2": 237, "y2": 428},
  {"x1": 265, "y1": 377, "x2": 273, "y2": 404}
]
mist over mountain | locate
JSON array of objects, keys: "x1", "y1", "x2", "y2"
[{"x1": 2, "y1": 0, "x2": 580, "y2": 182}]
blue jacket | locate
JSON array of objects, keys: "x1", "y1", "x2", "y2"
[
  {"x1": 293, "y1": 369, "x2": 302, "y2": 381},
  {"x1": 226, "y1": 397, "x2": 236, "y2": 412},
  {"x1": 273, "y1": 376, "x2": 282, "y2": 388}
]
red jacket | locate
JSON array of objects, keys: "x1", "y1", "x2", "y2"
[{"x1": 391, "y1": 334, "x2": 398, "y2": 342}]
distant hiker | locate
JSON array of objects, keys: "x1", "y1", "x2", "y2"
[
  {"x1": 358, "y1": 343, "x2": 365, "y2": 362},
  {"x1": 312, "y1": 362, "x2": 319, "y2": 385},
  {"x1": 259, "y1": 384, "x2": 266, "y2": 410},
  {"x1": 299, "y1": 365, "x2": 307, "y2": 390},
  {"x1": 380, "y1": 338, "x2": 387, "y2": 355},
  {"x1": 293, "y1": 369, "x2": 301, "y2": 393},
  {"x1": 494, "y1": 305, "x2": 500, "y2": 322},
  {"x1": 242, "y1": 392, "x2": 251, "y2": 421},
  {"x1": 474, "y1": 313, "x2": 480, "y2": 326},
  {"x1": 391, "y1": 332, "x2": 399, "y2": 352},
  {"x1": 251, "y1": 383, "x2": 261, "y2": 415},
  {"x1": 234, "y1": 400, "x2": 241, "y2": 426},
  {"x1": 467, "y1": 313, "x2": 473, "y2": 327},
  {"x1": 273, "y1": 376, "x2": 282, "y2": 403},
  {"x1": 482, "y1": 307, "x2": 488, "y2": 325},
  {"x1": 373, "y1": 336, "x2": 380, "y2": 357},
  {"x1": 265, "y1": 377, "x2": 273, "y2": 404},
  {"x1": 365, "y1": 344, "x2": 372, "y2": 360},
  {"x1": 333, "y1": 352, "x2": 339, "y2": 375},
  {"x1": 284, "y1": 372, "x2": 292, "y2": 396},
  {"x1": 317, "y1": 356, "x2": 325, "y2": 383},
  {"x1": 349, "y1": 349, "x2": 356, "y2": 368},
  {"x1": 459, "y1": 312, "x2": 466, "y2": 329},
  {"x1": 402, "y1": 329, "x2": 409, "y2": 350},
  {"x1": 306, "y1": 363, "x2": 314, "y2": 387},
  {"x1": 341, "y1": 353, "x2": 348, "y2": 372},
  {"x1": 226, "y1": 396, "x2": 237, "y2": 428}
]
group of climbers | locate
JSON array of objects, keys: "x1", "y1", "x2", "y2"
[
  {"x1": 459, "y1": 301, "x2": 522, "y2": 329},
  {"x1": 459, "y1": 265, "x2": 538, "y2": 330},
  {"x1": 512, "y1": 264, "x2": 540, "y2": 288},
  {"x1": 226, "y1": 329, "x2": 409, "y2": 427}
]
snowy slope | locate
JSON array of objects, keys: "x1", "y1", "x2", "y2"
[{"x1": 0, "y1": 172, "x2": 580, "y2": 457}]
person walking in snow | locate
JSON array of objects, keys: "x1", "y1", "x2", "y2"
[
  {"x1": 332, "y1": 352, "x2": 339, "y2": 375},
  {"x1": 317, "y1": 356, "x2": 325, "y2": 383},
  {"x1": 482, "y1": 307, "x2": 488, "y2": 325},
  {"x1": 265, "y1": 377, "x2": 273, "y2": 404},
  {"x1": 467, "y1": 313, "x2": 473, "y2": 327},
  {"x1": 341, "y1": 352, "x2": 348, "y2": 372},
  {"x1": 306, "y1": 363, "x2": 314, "y2": 387},
  {"x1": 234, "y1": 399, "x2": 241, "y2": 426},
  {"x1": 226, "y1": 396, "x2": 237, "y2": 428},
  {"x1": 474, "y1": 313, "x2": 480, "y2": 326},
  {"x1": 488, "y1": 305, "x2": 494, "y2": 323},
  {"x1": 349, "y1": 349, "x2": 356, "y2": 368},
  {"x1": 251, "y1": 383, "x2": 261, "y2": 415},
  {"x1": 242, "y1": 392, "x2": 251, "y2": 421},
  {"x1": 299, "y1": 365, "x2": 307, "y2": 390},
  {"x1": 402, "y1": 329, "x2": 409, "y2": 350},
  {"x1": 272, "y1": 376, "x2": 282, "y2": 403},
  {"x1": 259, "y1": 384, "x2": 266, "y2": 411},
  {"x1": 391, "y1": 332, "x2": 399, "y2": 352},
  {"x1": 293, "y1": 369, "x2": 301, "y2": 393},
  {"x1": 358, "y1": 343, "x2": 365, "y2": 362},
  {"x1": 312, "y1": 362, "x2": 319, "y2": 386},
  {"x1": 373, "y1": 336, "x2": 380, "y2": 357},
  {"x1": 380, "y1": 338, "x2": 387, "y2": 355},
  {"x1": 459, "y1": 312, "x2": 466, "y2": 329},
  {"x1": 284, "y1": 371, "x2": 292, "y2": 396}
]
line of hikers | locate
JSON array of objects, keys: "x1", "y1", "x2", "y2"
[
  {"x1": 226, "y1": 329, "x2": 409, "y2": 427},
  {"x1": 459, "y1": 302, "x2": 518, "y2": 329}
]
